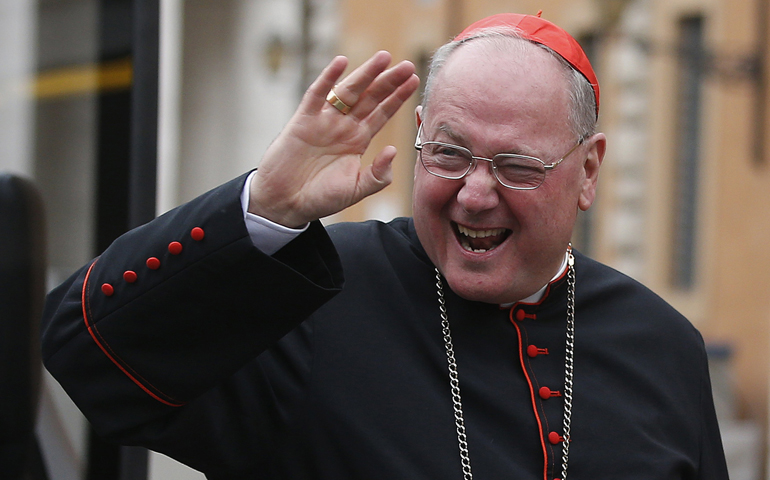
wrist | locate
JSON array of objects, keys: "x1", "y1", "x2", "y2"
[{"x1": 246, "y1": 177, "x2": 308, "y2": 229}]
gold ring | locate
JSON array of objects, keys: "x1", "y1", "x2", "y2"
[{"x1": 326, "y1": 88, "x2": 352, "y2": 114}]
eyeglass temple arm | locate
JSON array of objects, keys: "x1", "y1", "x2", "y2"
[
  {"x1": 543, "y1": 136, "x2": 587, "y2": 170},
  {"x1": 414, "y1": 124, "x2": 424, "y2": 149}
]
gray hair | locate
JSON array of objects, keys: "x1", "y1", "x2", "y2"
[{"x1": 421, "y1": 29, "x2": 597, "y2": 139}]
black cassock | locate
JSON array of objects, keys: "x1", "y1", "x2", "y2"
[{"x1": 42, "y1": 173, "x2": 728, "y2": 479}]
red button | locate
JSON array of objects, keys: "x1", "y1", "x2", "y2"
[
  {"x1": 101, "y1": 283, "x2": 114, "y2": 296},
  {"x1": 146, "y1": 257, "x2": 161, "y2": 270},
  {"x1": 123, "y1": 271, "x2": 137, "y2": 283},
  {"x1": 539, "y1": 386, "x2": 553, "y2": 399},
  {"x1": 191, "y1": 227, "x2": 205, "y2": 241},
  {"x1": 527, "y1": 345, "x2": 548, "y2": 358},
  {"x1": 168, "y1": 241, "x2": 183, "y2": 255},
  {"x1": 514, "y1": 309, "x2": 536, "y2": 321},
  {"x1": 548, "y1": 431, "x2": 563, "y2": 444}
]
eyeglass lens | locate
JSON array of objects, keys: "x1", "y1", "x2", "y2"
[{"x1": 419, "y1": 142, "x2": 546, "y2": 189}]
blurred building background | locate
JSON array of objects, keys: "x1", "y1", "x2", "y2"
[{"x1": 1, "y1": 0, "x2": 769, "y2": 479}]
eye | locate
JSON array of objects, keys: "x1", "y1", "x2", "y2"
[
  {"x1": 422, "y1": 143, "x2": 472, "y2": 173},
  {"x1": 434, "y1": 144, "x2": 465, "y2": 158},
  {"x1": 495, "y1": 156, "x2": 546, "y2": 188}
]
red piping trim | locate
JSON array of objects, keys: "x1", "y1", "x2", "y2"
[
  {"x1": 81, "y1": 260, "x2": 185, "y2": 407},
  {"x1": 510, "y1": 309, "x2": 550, "y2": 480}
]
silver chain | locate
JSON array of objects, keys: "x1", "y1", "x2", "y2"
[
  {"x1": 434, "y1": 247, "x2": 576, "y2": 480},
  {"x1": 435, "y1": 271, "x2": 474, "y2": 480},
  {"x1": 560, "y1": 249, "x2": 576, "y2": 480}
]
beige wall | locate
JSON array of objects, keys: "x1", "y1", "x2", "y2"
[
  {"x1": 643, "y1": 0, "x2": 770, "y2": 429},
  {"x1": 699, "y1": 0, "x2": 770, "y2": 425}
]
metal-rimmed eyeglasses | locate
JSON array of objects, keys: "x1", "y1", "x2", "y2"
[{"x1": 414, "y1": 124, "x2": 585, "y2": 190}]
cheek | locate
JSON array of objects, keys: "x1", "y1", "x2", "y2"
[
  {"x1": 539, "y1": 169, "x2": 584, "y2": 212},
  {"x1": 527, "y1": 184, "x2": 581, "y2": 237},
  {"x1": 412, "y1": 174, "x2": 457, "y2": 250},
  {"x1": 412, "y1": 177, "x2": 437, "y2": 232},
  {"x1": 499, "y1": 183, "x2": 576, "y2": 235},
  {"x1": 413, "y1": 171, "x2": 451, "y2": 216}
]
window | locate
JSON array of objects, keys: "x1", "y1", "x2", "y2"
[{"x1": 670, "y1": 16, "x2": 705, "y2": 289}]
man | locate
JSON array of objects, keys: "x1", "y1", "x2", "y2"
[{"x1": 42, "y1": 13, "x2": 728, "y2": 480}]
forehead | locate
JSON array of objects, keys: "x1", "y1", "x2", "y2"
[{"x1": 426, "y1": 38, "x2": 573, "y2": 146}]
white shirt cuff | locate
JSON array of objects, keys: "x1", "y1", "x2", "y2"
[{"x1": 241, "y1": 171, "x2": 308, "y2": 255}]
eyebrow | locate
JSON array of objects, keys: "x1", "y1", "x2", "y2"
[{"x1": 435, "y1": 123, "x2": 469, "y2": 146}]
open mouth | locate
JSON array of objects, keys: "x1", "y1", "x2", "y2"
[{"x1": 455, "y1": 223, "x2": 511, "y2": 253}]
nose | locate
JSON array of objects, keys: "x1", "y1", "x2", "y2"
[{"x1": 456, "y1": 160, "x2": 500, "y2": 215}]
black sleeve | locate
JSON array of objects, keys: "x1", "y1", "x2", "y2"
[{"x1": 40, "y1": 173, "x2": 343, "y2": 440}]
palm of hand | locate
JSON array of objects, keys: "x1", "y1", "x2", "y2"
[{"x1": 249, "y1": 52, "x2": 419, "y2": 228}]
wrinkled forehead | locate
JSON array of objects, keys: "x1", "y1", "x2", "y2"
[
  {"x1": 442, "y1": 35, "x2": 562, "y2": 77},
  {"x1": 424, "y1": 35, "x2": 570, "y2": 111},
  {"x1": 422, "y1": 52, "x2": 574, "y2": 155},
  {"x1": 428, "y1": 38, "x2": 573, "y2": 125}
]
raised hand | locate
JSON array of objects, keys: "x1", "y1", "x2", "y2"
[{"x1": 248, "y1": 51, "x2": 420, "y2": 228}]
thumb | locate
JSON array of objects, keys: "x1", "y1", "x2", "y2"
[{"x1": 355, "y1": 145, "x2": 396, "y2": 201}]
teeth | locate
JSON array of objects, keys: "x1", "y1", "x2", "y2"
[
  {"x1": 465, "y1": 245, "x2": 490, "y2": 253},
  {"x1": 457, "y1": 224, "x2": 508, "y2": 253},
  {"x1": 459, "y1": 236, "x2": 495, "y2": 253},
  {"x1": 457, "y1": 224, "x2": 506, "y2": 239}
]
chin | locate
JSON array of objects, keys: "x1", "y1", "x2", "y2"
[{"x1": 443, "y1": 273, "x2": 512, "y2": 304}]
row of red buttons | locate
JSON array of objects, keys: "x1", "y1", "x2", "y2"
[
  {"x1": 101, "y1": 227, "x2": 205, "y2": 297},
  {"x1": 528, "y1": 341, "x2": 565, "y2": 446},
  {"x1": 511, "y1": 307, "x2": 567, "y2": 451}
]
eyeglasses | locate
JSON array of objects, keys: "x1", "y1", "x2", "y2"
[{"x1": 414, "y1": 124, "x2": 585, "y2": 190}]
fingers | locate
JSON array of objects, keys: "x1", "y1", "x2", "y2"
[
  {"x1": 347, "y1": 61, "x2": 417, "y2": 120},
  {"x1": 302, "y1": 55, "x2": 348, "y2": 112},
  {"x1": 355, "y1": 146, "x2": 397, "y2": 201},
  {"x1": 304, "y1": 50, "x2": 419, "y2": 123},
  {"x1": 331, "y1": 51, "x2": 393, "y2": 110},
  {"x1": 360, "y1": 72, "x2": 420, "y2": 134},
  {"x1": 303, "y1": 51, "x2": 393, "y2": 115}
]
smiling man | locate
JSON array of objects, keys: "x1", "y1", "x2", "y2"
[
  {"x1": 412, "y1": 32, "x2": 603, "y2": 304},
  {"x1": 42, "y1": 13, "x2": 728, "y2": 480}
]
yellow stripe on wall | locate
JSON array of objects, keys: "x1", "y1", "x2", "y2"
[{"x1": 33, "y1": 58, "x2": 133, "y2": 99}]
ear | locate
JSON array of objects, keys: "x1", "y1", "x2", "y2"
[
  {"x1": 414, "y1": 106, "x2": 424, "y2": 178},
  {"x1": 578, "y1": 133, "x2": 606, "y2": 211}
]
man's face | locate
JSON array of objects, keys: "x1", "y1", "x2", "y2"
[{"x1": 412, "y1": 39, "x2": 603, "y2": 304}]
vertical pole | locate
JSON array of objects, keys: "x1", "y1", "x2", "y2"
[
  {"x1": 120, "y1": 0, "x2": 160, "y2": 476},
  {"x1": 129, "y1": 0, "x2": 160, "y2": 228},
  {"x1": 157, "y1": 0, "x2": 183, "y2": 215},
  {"x1": 90, "y1": 2, "x2": 134, "y2": 477}
]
